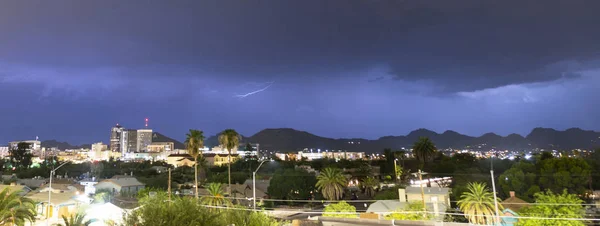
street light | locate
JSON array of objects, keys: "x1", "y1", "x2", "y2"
[
  {"x1": 253, "y1": 160, "x2": 268, "y2": 210},
  {"x1": 47, "y1": 161, "x2": 68, "y2": 226},
  {"x1": 394, "y1": 159, "x2": 398, "y2": 181}
]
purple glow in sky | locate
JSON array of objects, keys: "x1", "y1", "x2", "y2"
[{"x1": 1, "y1": 0, "x2": 600, "y2": 143}]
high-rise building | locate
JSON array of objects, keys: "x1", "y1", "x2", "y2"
[
  {"x1": 126, "y1": 129, "x2": 138, "y2": 153},
  {"x1": 137, "y1": 129, "x2": 153, "y2": 152},
  {"x1": 110, "y1": 124, "x2": 124, "y2": 153}
]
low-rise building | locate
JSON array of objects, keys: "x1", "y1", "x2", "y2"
[
  {"x1": 167, "y1": 154, "x2": 195, "y2": 168},
  {"x1": 204, "y1": 153, "x2": 240, "y2": 166},
  {"x1": 402, "y1": 187, "x2": 451, "y2": 207},
  {"x1": 0, "y1": 183, "x2": 32, "y2": 196},
  {"x1": 95, "y1": 176, "x2": 145, "y2": 196}
]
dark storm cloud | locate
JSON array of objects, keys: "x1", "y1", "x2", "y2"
[{"x1": 2, "y1": 0, "x2": 599, "y2": 92}]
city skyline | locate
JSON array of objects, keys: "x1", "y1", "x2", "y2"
[{"x1": 2, "y1": 1, "x2": 600, "y2": 144}]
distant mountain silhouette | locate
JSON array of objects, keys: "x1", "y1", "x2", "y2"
[
  {"x1": 42, "y1": 127, "x2": 600, "y2": 153},
  {"x1": 207, "y1": 127, "x2": 600, "y2": 153},
  {"x1": 41, "y1": 140, "x2": 90, "y2": 150}
]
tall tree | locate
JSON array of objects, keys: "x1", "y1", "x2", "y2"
[
  {"x1": 457, "y1": 182, "x2": 502, "y2": 225},
  {"x1": 518, "y1": 190, "x2": 585, "y2": 226},
  {"x1": 268, "y1": 168, "x2": 317, "y2": 202},
  {"x1": 498, "y1": 162, "x2": 538, "y2": 201},
  {"x1": 0, "y1": 187, "x2": 36, "y2": 225},
  {"x1": 218, "y1": 129, "x2": 241, "y2": 195},
  {"x1": 412, "y1": 137, "x2": 437, "y2": 169},
  {"x1": 201, "y1": 183, "x2": 230, "y2": 207},
  {"x1": 316, "y1": 167, "x2": 348, "y2": 200},
  {"x1": 361, "y1": 176, "x2": 378, "y2": 198},
  {"x1": 9, "y1": 142, "x2": 34, "y2": 169},
  {"x1": 185, "y1": 129, "x2": 205, "y2": 199},
  {"x1": 538, "y1": 157, "x2": 591, "y2": 195}
]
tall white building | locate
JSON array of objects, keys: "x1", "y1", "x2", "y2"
[
  {"x1": 8, "y1": 140, "x2": 41, "y2": 153},
  {"x1": 136, "y1": 129, "x2": 153, "y2": 152}
]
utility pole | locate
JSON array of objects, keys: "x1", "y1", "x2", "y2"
[
  {"x1": 418, "y1": 170, "x2": 426, "y2": 215},
  {"x1": 47, "y1": 162, "x2": 68, "y2": 226},
  {"x1": 490, "y1": 155, "x2": 500, "y2": 224},
  {"x1": 168, "y1": 168, "x2": 172, "y2": 203}
]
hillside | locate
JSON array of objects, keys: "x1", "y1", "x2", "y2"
[
  {"x1": 41, "y1": 127, "x2": 600, "y2": 153},
  {"x1": 206, "y1": 127, "x2": 600, "y2": 153}
]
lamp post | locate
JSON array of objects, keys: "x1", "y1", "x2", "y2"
[
  {"x1": 253, "y1": 160, "x2": 268, "y2": 210},
  {"x1": 47, "y1": 161, "x2": 69, "y2": 226},
  {"x1": 394, "y1": 159, "x2": 398, "y2": 182}
]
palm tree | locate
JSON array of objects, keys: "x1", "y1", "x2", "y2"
[
  {"x1": 0, "y1": 187, "x2": 36, "y2": 225},
  {"x1": 412, "y1": 137, "x2": 437, "y2": 168},
  {"x1": 316, "y1": 168, "x2": 348, "y2": 200},
  {"x1": 457, "y1": 182, "x2": 502, "y2": 225},
  {"x1": 218, "y1": 129, "x2": 241, "y2": 195},
  {"x1": 361, "y1": 176, "x2": 379, "y2": 198},
  {"x1": 54, "y1": 212, "x2": 92, "y2": 226},
  {"x1": 201, "y1": 183, "x2": 231, "y2": 207},
  {"x1": 185, "y1": 129, "x2": 205, "y2": 199}
]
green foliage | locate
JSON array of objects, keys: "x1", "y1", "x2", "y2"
[
  {"x1": 222, "y1": 208, "x2": 283, "y2": 226},
  {"x1": 517, "y1": 190, "x2": 585, "y2": 226},
  {"x1": 54, "y1": 212, "x2": 92, "y2": 226},
  {"x1": 125, "y1": 194, "x2": 284, "y2": 226},
  {"x1": 94, "y1": 189, "x2": 112, "y2": 203},
  {"x1": 219, "y1": 129, "x2": 241, "y2": 195},
  {"x1": 268, "y1": 168, "x2": 317, "y2": 204},
  {"x1": 538, "y1": 157, "x2": 591, "y2": 195},
  {"x1": 361, "y1": 176, "x2": 378, "y2": 197},
  {"x1": 384, "y1": 202, "x2": 432, "y2": 221},
  {"x1": 9, "y1": 142, "x2": 34, "y2": 169},
  {"x1": 316, "y1": 168, "x2": 347, "y2": 200},
  {"x1": 124, "y1": 195, "x2": 222, "y2": 226},
  {"x1": 186, "y1": 129, "x2": 205, "y2": 199},
  {"x1": 322, "y1": 201, "x2": 358, "y2": 218},
  {"x1": 412, "y1": 137, "x2": 437, "y2": 168},
  {"x1": 137, "y1": 187, "x2": 168, "y2": 201},
  {"x1": 498, "y1": 162, "x2": 538, "y2": 201},
  {"x1": 457, "y1": 182, "x2": 503, "y2": 225},
  {"x1": 202, "y1": 183, "x2": 231, "y2": 207},
  {"x1": 0, "y1": 187, "x2": 36, "y2": 225},
  {"x1": 374, "y1": 187, "x2": 401, "y2": 200}
]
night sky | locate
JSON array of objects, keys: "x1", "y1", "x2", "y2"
[{"x1": 2, "y1": 1, "x2": 600, "y2": 144}]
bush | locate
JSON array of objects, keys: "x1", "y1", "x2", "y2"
[
  {"x1": 323, "y1": 201, "x2": 358, "y2": 218},
  {"x1": 384, "y1": 202, "x2": 432, "y2": 221}
]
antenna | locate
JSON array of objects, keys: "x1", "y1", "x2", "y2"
[{"x1": 145, "y1": 118, "x2": 149, "y2": 128}]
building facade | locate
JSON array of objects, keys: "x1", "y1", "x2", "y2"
[
  {"x1": 110, "y1": 124, "x2": 124, "y2": 153},
  {"x1": 125, "y1": 129, "x2": 138, "y2": 153},
  {"x1": 136, "y1": 129, "x2": 153, "y2": 152}
]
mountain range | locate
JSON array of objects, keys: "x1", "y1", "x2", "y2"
[
  {"x1": 205, "y1": 127, "x2": 600, "y2": 153},
  {"x1": 41, "y1": 128, "x2": 600, "y2": 153}
]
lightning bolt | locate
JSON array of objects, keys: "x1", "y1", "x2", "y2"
[{"x1": 235, "y1": 81, "x2": 274, "y2": 98}]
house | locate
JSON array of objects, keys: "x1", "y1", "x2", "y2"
[
  {"x1": 500, "y1": 191, "x2": 530, "y2": 226},
  {"x1": 0, "y1": 183, "x2": 32, "y2": 196},
  {"x1": 403, "y1": 187, "x2": 451, "y2": 207},
  {"x1": 38, "y1": 178, "x2": 85, "y2": 194},
  {"x1": 17, "y1": 178, "x2": 48, "y2": 189},
  {"x1": 204, "y1": 153, "x2": 240, "y2": 166},
  {"x1": 365, "y1": 200, "x2": 447, "y2": 220},
  {"x1": 167, "y1": 154, "x2": 195, "y2": 168},
  {"x1": 95, "y1": 176, "x2": 145, "y2": 196},
  {"x1": 27, "y1": 189, "x2": 87, "y2": 220}
]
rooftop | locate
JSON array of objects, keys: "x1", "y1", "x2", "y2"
[
  {"x1": 100, "y1": 176, "x2": 144, "y2": 187},
  {"x1": 405, "y1": 187, "x2": 450, "y2": 195},
  {"x1": 502, "y1": 193, "x2": 530, "y2": 212}
]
